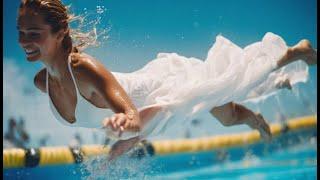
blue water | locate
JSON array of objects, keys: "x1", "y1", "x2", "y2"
[
  {"x1": 3, "y1": 0, "x2": 317, "y2": 179},
  {"x1": 3, "y1": 0, "x2": 317, "y2": 147},
  {"x1": 4, "y1": 128, "x2": 317, "y2": 179}
]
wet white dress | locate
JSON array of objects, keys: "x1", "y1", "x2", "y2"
[{"x1": 48, "y1": 32, "x2": 308, "y2": 140}]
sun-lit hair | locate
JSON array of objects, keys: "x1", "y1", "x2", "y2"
[{"x1": 19, "y1": 0, "x2": 99, "y2": 53}]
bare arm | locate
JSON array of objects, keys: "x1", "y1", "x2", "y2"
[{"x1": 70, "y1": 53, "x2": 141, "y2": 132}]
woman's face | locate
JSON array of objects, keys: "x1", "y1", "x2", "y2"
[{"x1": 17, "y1": 8, "x2": 63, "y2": 62}]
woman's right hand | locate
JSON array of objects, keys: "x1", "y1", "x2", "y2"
[
  {"x1": 102, "y1": 105, "x2": 163, "y2": 138},
  {"x1": 102, "y1": 112, "x2": 141, "y2": 138}
]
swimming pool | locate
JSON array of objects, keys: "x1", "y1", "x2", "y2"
[{"x1": 4, "y1": 116, "x2": 317, "y2": 180}]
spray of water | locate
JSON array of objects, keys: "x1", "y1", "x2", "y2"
[
  {"x1": 80, "y1": 153, "x2": 164, "y2": 180},
  {"x1": 66, "y1": 5, "x2": 111, "y2": 52}
]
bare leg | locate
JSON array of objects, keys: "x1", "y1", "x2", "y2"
[
  {"x1": 272, "y1": 40, "x2": 318, "y2": 91},
  {"x1": 210, "y1": 102, "x2": 272, "y2": 141},
  {"x1": 276, "y1": 39, "x2": 317, "y2": 69}
]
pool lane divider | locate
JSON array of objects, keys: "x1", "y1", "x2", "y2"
[{"x1": 3, "y1": 115, "x2": 317, "y2": 169}]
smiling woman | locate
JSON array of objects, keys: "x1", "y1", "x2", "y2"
[
  {"x1": 16, "y1": 0, "x2": 150, "y2": 160},
  {"x1": 16, "y1": 0, "x2": 316, "y2": 162},
  {"x1": 17, "y1": 0, "x2": 72, "y2": 59},
  {"x1": 18, "y1": 15, "x2": 56, "y2": 61}
]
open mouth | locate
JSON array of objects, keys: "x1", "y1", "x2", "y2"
[{"x1": 25, "y1": 49, "x2": 40, "y2": 58}]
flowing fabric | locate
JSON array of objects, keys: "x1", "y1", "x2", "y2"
[
  {"x1": 108, "y1": 32, "x2": 309, "y2": 139},
  {"x1": 51, "y1": 32, "x2": 308, "y2": 140}
]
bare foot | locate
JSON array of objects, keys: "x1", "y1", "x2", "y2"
[
  {"x1": 275, "y1": 78, "x2": 292, "y2": 90},
  {"x1": 248, "y1": 113, "x2": 272, "y2": 142},
  {"x1": 291, "y1": 39, "x2": 317, "y2": 65}
]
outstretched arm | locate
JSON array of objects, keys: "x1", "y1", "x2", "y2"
[{"x1": 69, "y1": 53, "x2": 141, "y2": 134}]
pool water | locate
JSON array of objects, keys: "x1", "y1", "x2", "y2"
[
  {"x1": 4, "y1": 128, "x2": 317, "y2": 180},
  {"x1": 153, "y1": 144, "x2": 316, "y2": 180}
]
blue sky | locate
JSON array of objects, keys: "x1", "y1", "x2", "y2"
[
  {"x1": 4, "y1": 0, "x2": 317, "y2": 73},
  {"x1": 3, "y1": 0, "x2": 317, "y2": 146}
]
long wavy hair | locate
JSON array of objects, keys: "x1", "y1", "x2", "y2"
[{"x1": 19, "y1": 0, "x2": 98, "y2": 53}]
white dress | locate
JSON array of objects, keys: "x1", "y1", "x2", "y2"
[
  {"x1": 48, "y1": 32, "x2": 309, "y2": 140},
  {"x1": 110, "y1": 32, "x2": 309, "y2": 140}
]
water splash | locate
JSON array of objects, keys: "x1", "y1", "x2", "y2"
[
  {"x1": 80, "y1": 154, "x2": 164, "y2": 180},
  {"x1": 96, "y1": 5, "x2": 107, "y2": 14},
  {"x1": 68, "y1": 5, "x2": 111, "y2": 52}
]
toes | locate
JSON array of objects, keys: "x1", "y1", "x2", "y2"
[
  {"x1": 255, "y1": 113, "x2": 272, "y2": 142},
  {"x1": 282, "y1": 79, "x2": 292, "y2": 90},
  {"x1": 307, "y1": 48, "x2": 317, "y2": 65},
  {"x1": 260, "y1": 122, "x2": 271, "y2": 138}
]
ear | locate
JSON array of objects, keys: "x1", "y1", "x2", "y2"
[
  {"x1": 139, "y1": 105, "x2": 162, "y2": 124},
  {"x1": 56, "y1": 29, "x2": 68, "y2": 42}
]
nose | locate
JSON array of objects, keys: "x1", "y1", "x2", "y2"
[
  {"x1": 18, "y1": 34, "x2": 32, "y2": 46},
  {"x1": 19, "y1": 37, "x2": 28, "y2": 46}
]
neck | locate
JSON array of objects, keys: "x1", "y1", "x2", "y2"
[{"x1": 42, "y1": 48, "x2": 71, "y2": 80}]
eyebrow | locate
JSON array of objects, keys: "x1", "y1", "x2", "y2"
[{"x1": 16, "y1": 26, "x2": 44, "y2": 31}]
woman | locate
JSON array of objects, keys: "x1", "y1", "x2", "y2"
[{"x1": 17, "y1": 0, "x2": 316, "y2": 160}]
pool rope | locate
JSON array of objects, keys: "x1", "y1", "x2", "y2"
[{"x1": 3, "y1": 115, "x2": 317, "y2": 169}]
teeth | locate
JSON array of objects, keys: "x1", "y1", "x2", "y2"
[
  {"x1": 25, "y1": 49, "x2": 39, "y2": 55},
  {"x1": 25, "y1": 50, "x2": 39, "y2": 57},
  {"x1": 26, "y1": 50, "x2": 35, "y2": 53}
]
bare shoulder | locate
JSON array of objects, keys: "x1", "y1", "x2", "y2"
[
  {"x1": 34, "y1": 68, "x2": 47, "y2": 93},
  {"x1": 69, "y1": 52, "x2": 116, "y2": 87},
  {"x1": 70, "y1": 53, "x2": 99, "y2": 68},
  {"x1": 69, "y1": 53, "x2": 109, "y2": 74}
]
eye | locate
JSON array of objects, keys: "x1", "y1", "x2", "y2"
[
  {"x1": 29, "y1": 32, "x2": 40, "y2": 38},
  {"x1": 19, "y1": 31, "x2": 25, "y2": 36}
]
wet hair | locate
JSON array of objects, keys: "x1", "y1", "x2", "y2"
[{"x1": 19, "y1": 0, "x2": 98, "y2": 53}]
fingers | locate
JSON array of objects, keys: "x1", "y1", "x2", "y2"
[
  {"x1": 113, "y1": 114, "x2": 126, "y2": 130},
  {"x1": 103, "y1": 113, "x2": 125, "y2": 129},
  {"x1": 102, "y1": 118, "x2": 112, "y2": 129},
  {"x1": 123, "y1": 120, "x2": 141, "y2": 132},
  {"x1": 102, "y1": 113, "x2": 128, "y2": 137},
  {"x1": 114, "y1": 114, "x2": 130, "y2": 137},
  {"x1": 118, "y1": 126, "x2": 124, "y2": 138},
  {"x1": 117, "y1": 115, "x2": 127, "y2": 127},
  {"x1": 110, "y1": 116, "x2": 117, "y2": 130},
  {"x1": 102, "y1": 113, "x2": 141, "y2": 137}
]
